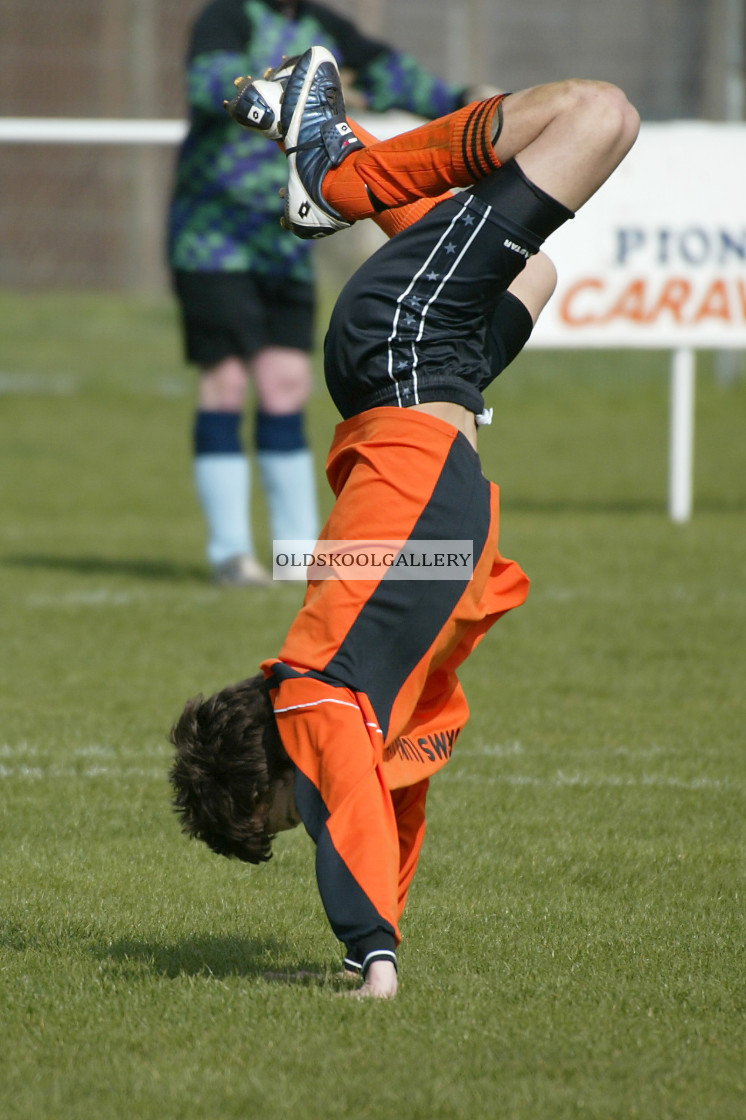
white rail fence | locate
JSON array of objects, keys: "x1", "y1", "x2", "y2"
[{"x1": 3, "y1": 117, "x2": 743, "y2": 522}]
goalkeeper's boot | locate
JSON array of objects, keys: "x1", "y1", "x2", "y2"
[
  {"x1": 212, "y1": 553, "x2": 274, "y2": 588},
  {"x1": 224, "y1": 58, "x2": 295, "y2": 140},
  {"x1": 278, "y1": 46, "x2": 364, "y2": 239}
]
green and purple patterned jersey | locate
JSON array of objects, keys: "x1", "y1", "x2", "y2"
[{"x1": 167, "y1": 0, "x2": 464, "y2": 281}]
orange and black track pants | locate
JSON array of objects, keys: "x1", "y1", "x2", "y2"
[{"x1": 263, "y1": 408, "x2": 529, "y2": 973}]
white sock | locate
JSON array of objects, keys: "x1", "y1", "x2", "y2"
[
  {"x1": 194, "y1": 453, "x2": 252, "y2": 566},
  {"x1": 258, "y1": 449, "x2": 319, "y2": 545}
]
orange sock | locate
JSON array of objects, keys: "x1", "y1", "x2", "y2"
[
  {"x1": 372, "y1": 195, "x2": 443, "y2": 238},
  {"x1": 324, "y1": 96, "x2": 505, "y2": 221},
  {"x1": 344, "y1": 117, "x2": 447, "y2": 237}
]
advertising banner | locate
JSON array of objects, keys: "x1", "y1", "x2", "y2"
[{"x1": 531, "y1": 122, "x2": 746, "y2": 350}]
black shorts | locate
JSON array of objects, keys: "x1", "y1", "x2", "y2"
[
  {"x1": 323, "y1": 161, "x2": 570, "y2": 419},
  {"x1": 172, "y1": 270, "x2": 316, "y2": 366}
]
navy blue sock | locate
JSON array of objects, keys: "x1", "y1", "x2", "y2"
[
  {"x1": 255, "y1": 410, "x2": 307, "y2": 452},
  {"x1": 194, "y1": 410, "x2": 243, "y2": 455}
]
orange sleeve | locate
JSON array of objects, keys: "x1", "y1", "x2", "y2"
[{"x1": 263, "y1": 668, "x2": 402, "y2": 951}]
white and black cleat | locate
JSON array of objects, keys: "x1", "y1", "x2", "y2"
[
  {"x1": 225, "y1": 75, "x2": 285, "y2": 140},
  {"x1": 278, "y1": 46, "x2": 365, "y2": 239}
]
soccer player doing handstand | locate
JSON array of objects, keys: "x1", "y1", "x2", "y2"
[{"x1": 170, "y1": 48, "x2": 639, "y2": 998}]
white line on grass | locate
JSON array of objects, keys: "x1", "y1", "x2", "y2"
[
  {"x1": 0, "y1": 371, "x2": 188, "y2": 398},
  {"x1": 531, "y1": 586, "x2": 746, "y2": 604},
  {"x1": 0, "y1": 764, "x2": 165, "y2": 780},
  {"x1": 468, "y1": 742, "x2": 673, "y2": 760},
  {"x1": 17, "y1": 585, "x2": 746, "y2": 610},
  {"x1": 442, "y1": 770, "x2": 738, "y2": 792},
  {"x1": 0, "y1": 742, "x2": 167, "y2": 774},
  {"x1": 0, "y1": 372, "x2": 79, "y2": 395},
  {"x1": 25, "y1": 589, "x2": 223, "y2": 608},
  {"x1": 471, "y1": 741, "x2": 524, "y2": 758},
  {"x1": 0, "y1": 739, "x2": 736, "y2": 793},
  {"x1": 27, "y1": 590, "x2": 150, "y2": 607}
]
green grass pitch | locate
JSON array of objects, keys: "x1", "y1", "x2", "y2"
[{"x1": 1, "y1": 290, "x2": 744, "y2": 1119}]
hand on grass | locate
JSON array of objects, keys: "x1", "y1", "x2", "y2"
[{"x1": 348, "y1": 959, "x2": 398, "y2": 1000}]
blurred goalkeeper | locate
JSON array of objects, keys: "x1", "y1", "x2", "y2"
[
  {"x1": 170, "y1": 48, "x2": 639, "y2": 998},
  {"x1": 167, "y1": 0, "x2": 488, "y2": 588}
]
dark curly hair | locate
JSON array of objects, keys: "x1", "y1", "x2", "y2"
[{"x1": 169, "y1": 674, "x2": 292, "y2": 864}]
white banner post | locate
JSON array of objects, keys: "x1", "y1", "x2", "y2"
[
  {"x1": 668, "y1": 348, "x2": 696, "y2": 523},
  {"x1": 528, "y1": 122, "x2": 746, "y2": 522}
]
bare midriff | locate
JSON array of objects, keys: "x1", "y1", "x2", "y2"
[{"x1": 410, "y1": 401, "x2": 478, "y2": 449}]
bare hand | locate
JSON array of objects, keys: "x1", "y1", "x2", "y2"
[{"x1": 347, "y1": 959, "x2": 398, "y2": 999}]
